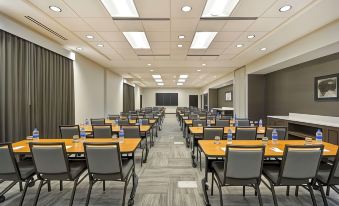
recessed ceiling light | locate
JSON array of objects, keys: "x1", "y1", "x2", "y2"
[
  {"x1": 97, "y1": 44, "x2": 104, "y2": 47},
  {"x1": 123, "y1": 32, "x2": 150, "y2": 49},
  {"x1": 202, "y1": 63, "x2": 206, "y2": 66},
  {"x1": 150, "y1": 69, "x2": 154, "y2": 72},
  {"x1": 179, "y1": 74, "x2": 188, "y2": 79},
  {"x1": 152, "y1": 74, "x2": 161, "y2": 79},
  {"x1": 177, "y1": 44, "x2": 183, "y2": 48},
  {"x1": 76, "y1": 47, "x2": 82, "y2": 51},
  {"x1": 86, "y1": 35, "x2": 94, "y2": 39},
  {"x1": 100, "y1": 0, "x2": 139, "y2": 17},
  {"x1": 147, "y1": 63, "x2": 151, "y2": 66},
  {"x1": 178, "y1": 35, "x2": 185, "y2": 39},
  {"x1": 181, "y1": 6, "x2": 192, "y2": 12},
  {"x1": 49, "y1": 6, "x2": 62, "y2": 12},
  {"x1": 155, "y1": 79, "x2": 163, "y2": 82},
  {"x1": 178, "y1": 79, "x2": 186, "y2": 82},
  {"x1": 158, "y1": 83, "x2": 164, "y2": 86},
  {"x1": 260, "y1": 47, "x2": 267, "y2": 51},
  {"x1": 191, "y1": 32, "x2": 218, "y2": 49},
  {"x1": 177, "y1": 83, "x2": 184, "y2": 86},
  {"x1": 197, "y1": 69, "x2": 201, "y2": 72},
  {"x1": 236, "y1": 44, "x2": 243, "y2": 48},
  {"x1": 247, "y1": 34, "x2": 255, "y2": 39},
  {"x1": 279, "y1": 5, "x2": 292, "y2": 12},
  {"x1": 202, "y1": 0, "x2": 240, "y2": 17}
]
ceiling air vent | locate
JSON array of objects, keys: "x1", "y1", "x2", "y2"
[{"x1": 25, "y1": 16, "x2": 68, "y2": 41}]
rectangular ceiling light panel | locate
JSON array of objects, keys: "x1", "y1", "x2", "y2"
[
  {"x1": 152, "y1": 75, "x2": 161, "y2": 79},
  {"x1": 123, "y1": 32, "x2": 150, "y2": 49},
  {"x1": 155, "y1": 79, "x2": 163, "y2": 82},
  {"x1": 100, "y1": 0, "x2": 139, "y2": 17},
  {"x1": 202, "y1": 0, "x2": 240, "y2": 17},
  {"x1": 190, "y1": 32, "x2": 217, "y2": 49},
  {"x1": 179, "y1": 75, "x2": 188, "y2": 79}
]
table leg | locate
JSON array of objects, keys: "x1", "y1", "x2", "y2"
[
  {"x1": 191, "y1": 138, "x2": 197, "y2": 168},
  {"x1": 202, "y1": 156, "x2": 211, "y2": 206}
]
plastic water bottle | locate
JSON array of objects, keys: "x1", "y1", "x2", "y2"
[
  {"x1": 119, "y1": 129, "x2": 125, "y2": 143},
  {"x1": 234, "y1": 113, "x2": 237, "y2": 121},
  {"x1": 85, "y1": 118, "x2": 90, "y2": 126},
  {"x1": 80, "y1": 124, "x2": 86, "y2": 139},
  {"x1": 316, "y1": 129, "x2": 323, "y2": 144},
  {"x1": 207, "y1": 120, "x2": 211, "y2": 127},
  {"x1": 272, "y1": 129, "x2": 278, "y2": 144},
  {"x1": 234, "y1": 119, "x2": 239, "y2": 127},
  {"x1": 227, "y1": 129, "x2": 233, "y2": 144},
  {"x1": 32, "y1": 128, "x2": 39, "y2": 140},
  {"x1": 259, "y1": 119, "x2": 263, "y2": 127}
]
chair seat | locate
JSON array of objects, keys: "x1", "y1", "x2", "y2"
[
  {"x1": 69, "y1": 160, "x2": 87, "y2": 180},
  {"x1": 317, "y1": 162, "x2": 332, "y2": 184},
  {"x1": 92, "y1": 159, "x2": 133, "y2": 181},
  {"x1": 262, "y1": 165, "x2": 280, "y2": 184}
]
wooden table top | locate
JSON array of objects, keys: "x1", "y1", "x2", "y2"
[
  {"x1": 198, "y1": 140, "x2": 338, "y2": 157},
  {"x1": 11, "y1": 138, "x2": 141, "y2": 154},
  {"x1": 189, "y1": 126, "x2": 266, "y2": 134},
  {"x1": 105, "y1": 119, "x2": 156, "y2": 124},
  {"x1": 84, "y1": 125, "x2": 151, "y2": 133}
]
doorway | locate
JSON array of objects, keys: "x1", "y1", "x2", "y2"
[{"x1": 189, "y1": 95, "x2": 198, "y2": 107}]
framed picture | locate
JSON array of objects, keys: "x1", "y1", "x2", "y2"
[
  {"x1": 225, "y1": 91, "x2": 232, "y2": 101},
  {"x1": 314, "y1": 74, "x2": 338, "y2": 101}
]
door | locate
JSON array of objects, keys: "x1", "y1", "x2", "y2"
[
  {"x1": 189, "y1": 95, "x2": 198, "y2": 107},
  {"x1": 140, "y1": 95, "x2": 142, "y2": 108}
]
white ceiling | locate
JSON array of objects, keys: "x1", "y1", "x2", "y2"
[{"x1": 0, "y1": 0, "x2": 338, "y2": 88}]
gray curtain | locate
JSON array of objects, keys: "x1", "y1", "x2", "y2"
[
  {"x1": 123, "y1": 83, "x2": 135, "y2": 112},
  {"x1": 0, "y1": 29, "x2": 74, "y2": 142}
]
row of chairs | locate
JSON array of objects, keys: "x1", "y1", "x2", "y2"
[
  {"x1": 192, "y1": 119, "x2": 251, "y2": 127},
  {"x1": 0, "y1": 142, "x2": 137, "y2": 206},
  {"x1": 90, "y1": 118, "x2": 150, "y2": 126},
  {"x1": 208, "y1": 144, "x2": 339, "y2": 206}
]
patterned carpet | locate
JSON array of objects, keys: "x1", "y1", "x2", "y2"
[{"x1": 1, "y1": 114, "x2": 339, "y2": 205}]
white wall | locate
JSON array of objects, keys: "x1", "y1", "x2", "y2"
[
  {"x1": 134, "y1": 85, "x2": 142, "y2": 110},
  {"x1": 142, "y1": 88, "x2": 201, "y2": 113},
  {"x1": 106, "y1": 70, "x2": 123, "y2": 115}
]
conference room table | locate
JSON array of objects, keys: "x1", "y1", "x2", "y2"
[
  {"x1": 198, "y1": 139, "x2": 339, "y2": 206},
  {"x1": 188, "y1": 126, "x2": 266, "y2": 167}
]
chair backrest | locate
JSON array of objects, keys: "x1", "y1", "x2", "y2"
[
  {"x1": 121, "y1": 126, "x2": 140, "y2": 138},
  {"x1": 193, "y1": 119, "x2": 207, "y2": 127},
  {"x1": 0, "y1": 143, "x2": 21, "y2": 179},
  {"x1": 138, "y1": 118, "x2": 149, "y2": 125},
  {"x1": 189, "y1": 114, "x2": 199, "y2": 120},
  {"x1": 215, "y1": 119, "x2": 230, "y2": 127},
  {"x1": 221, "y1": 115, "x2": 232, "y2": 120},
  {"x1": 29, "y1": 143, "x2": 69, "y2": 177},
  {"x1": 91, "y1": 118, "x2": 105, "y2": 125},
  {"x1": 328, "y1": 149, "x2": 339, "y2": 184},
  {"x1": 59, "y1": 125, "x2": 80, "y2": 139},
  {"x1": 129, "y1": 115, "x2": 138, "y2": 120},
  {"x1": 108, "y1": 115, "x2": 120, "y2": 120},
  {"x1": 235, "y1": 127, "x2": 257, "y2": 140},
  {"x1": 203, "y1": 127, "x2": 224, "y2": 140},
  {"x1": 279, "y1": 145, "x2": 323, "y2": 184},
  {"x1": 265, "y1": 127, "x2": 287, "y2": 140},
  {"x1": 84, "y1": 142, "x2": 123, "y2": 179},
  {"x1": 199, "y1": 113, "x2": 207, "y2": 118},
  {"x1": 93, "y1": 125, "x2": 112, "y2": 138},
  {"x1": 118, "y1": 119, "x2": 130, "y2": 126},
  {"x1": 206, "y1": 115, "x2": 215, "y2": 120},
  {"x1": 237, "y1": 119, "x2": 250, "y2": 126},
  {"x1": 223, "y1": 145, "x2": 265, "y2": 184},
  {"x1": 145, "y1": 114, "x2": 154, "y2": 119}
]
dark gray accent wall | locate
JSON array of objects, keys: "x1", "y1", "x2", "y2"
[
  {"x1": 247, "y1": 53, "x2": 339, "y2": 119},
  {"x1": 208, "y1": 89, "x2": 218, "y2": 110},
  {"x1": 217, "y1": 85, "x2": 233, "y2": 107}
]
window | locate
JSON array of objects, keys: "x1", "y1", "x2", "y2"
[{"x1": 156, "y1": 93, "x2": 178, "y2": 106}]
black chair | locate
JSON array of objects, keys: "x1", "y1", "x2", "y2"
[
  {"x1": 92, "y1": 125, "x2": 112, "y2": 138},
  {"x1": 108, "y1": 115, "x2": 120, "y2": 120},
  {"x1": 265, "y1": 127, "x2": 287, "y2": 140},
  {"x1": 215, "y1": 119, "x2": 230, "y2": 127},
  {"x1": 91, "y1": 118, "x2": 105, "y2": 125},
  {"x1": 211, "y1": 145, "x2": 265, "y2": 206},
  {"x1": 138, "y1": 118, "x2": 149, "y2": 125},
  {"x1": 237, "y1": 119, "x2": 250, "y2": 126},
  {"x1": 145, "y1": 114, "x2": 154, "y2": 119},
  {"x1": 221, "y1": 115, "x2": 232, "y2": 120},
  {"x1": 29, "y1": 142, "x2": 87, "y2": 206},
  {"x1": 192, "y1": 119, "x2": 207, "y2": 127},
  {"x1": 189, "y1": 114, "x2": 199, "y2": 120},
  {"x1": 121, "y1": 125, "x2": 146, "y2": 167},
  {"x1": 118, "y1": 119, "x2": 130, "y2": 126},
  {"x1": 235, "y1": 127, "x2": 257, "y2": 140},
  {"x1": 59, "y1": 125, "x2": 80, "y2": 139},
  {"x1": 262, "y1": 145, "x2": 324, "y2": 206},
  {"x1": 84, "y1": 142, "x2": 138, "y2": 206},
  {"x1": 316, "y1": 148, "x2": 339, "y2": 206},
  {"x1": 0, "y1": 143, "x2": 36, "y2": 205}
]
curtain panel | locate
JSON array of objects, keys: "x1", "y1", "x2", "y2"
[
  {"x1": 123, "y1": 83, "x2": 135, "y2": 112},
  {"x1": 0, "y1": 30, "x2": 74, "y2": 142}
]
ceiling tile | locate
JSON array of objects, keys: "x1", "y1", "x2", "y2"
[
  {"x1": 196, "y1": 20, "x2": 227, "y2": 32},
  {"x1": 154, "y1": 56, "x2": 171, "y2": 60},
  {"x1": 205, "y1": 48, "x2": 224, "y2": 55},
  {"x1": 247, "y1": 18, "x2": 286, "y2": 31},
  {"x1": 201, "y1": 56, "x2": 218, "y2": 60},
  {"x1": 55, "y1": 18, "x2": 92, "y2": 31},
  {"x1": 138, "y1": 56, "x2": 154, "y2": 60},
  {"x1": 28, "y1": 0, "x2": 78, "y2": 18},
  {"x1": 63, "y1": 0, "x2": 110, "y2": 17},
  {"x1": 98, "y1": 32, "x2": 126, "y2": 41},
  {"x1": 150, "y1": 42, "x2": 170, "y2": 49},
  {"x1": 74, "y1": 31, "x2": 104, "y2": 41},
  {"x1": 147, "y1": 32, "x2": 170, "y2": 41},
  {"x1": 214, "y1": 32, "x2": 242, "y2": 41},
  {"x1": 108, "y1": 41, "x2": 132, "y2": 49},
  {"x1": 83, "y1": 18, "x2": 119, "y2": 31},
  {"x1": 135, "y1": 0, "x2": 170, "y2": 18},
  {"x1": 222, "y1": 20, "x2": 254, "y2": 31},
  {"x1": 231, "y1": 0, "x2": 276, "y2": 17},
  {"x1": 170, "y1": 31, "x2": 195, "y2": 42},
  {"x1": 187, "y1": 49, "x2": 206, "y2": 55},
  {"x1": 209, "y1": 41, "x2": 232, "y2": 49},
  {"x1": 262, "y1": 0, "x2": 314, "y2": 18},
  {"x1": 236, "y1": 31, "x2": 267, "y2": 42},
  {"x1": 171, "y1": 18, "x2": 199, "y2": 31},
  {"x1": 170, "y1": 0, "x2": 206, "y2": 19},
  {"x1": 142, "y1": 20, "x2": 170, "y2": 31},
  {"x1": 115, "y1": 20, "x2": 144, "y2": 31},
  {"x1": 134, "y1": 49, "x2": 153, "y2": 55}
]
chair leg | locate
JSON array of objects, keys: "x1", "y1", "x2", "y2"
[
  {"x1": 85, "y1": 180, "x2": 94, "y2": 206},
  {"x1": 122, "y1": 181, "x2": 128, "y2": 206},
  {"x1": 60, "y1": 181, "x2": 63, "y2": 191},
  {"x1": 199, "y1": 151, "x2": 202, "y2": 171},
  {"x1": 19, "y1": 182, "x2": 23, "y2": 192},
  {"x1": 211, "y1": 172, "x2": 214, "y2": 196},
  {"x1": 69, "y1": 179, "x2": 79, "y2": 206},
  {"x1": 295, "y1": 186, "x2": 299, "y2": 196},
  {"x1": 216, "y1": 182, "x2": 223, "y2": 206},
  {"x1": 256, "y1": 184, "x2": 263, "y2": 206},
  {"x1": 270, "y1": 182, "x2": 278, "y2": 206},
  {"x1": 286, "y1": 186, "x2": 290, "y2": 196},
  {"x1": 33, "y1": 180, "x2": 44, "y2": 206},
  {"x1": 318, "y1": 183, "x2": 328, "y2": 206},
  {"x1": 103, "y1": 180, "x2": 106, "y2": 191},
  {"x1": 47, "y1": 180, "x2": 51, "y2": 192},
  {"x1": 19, "y1": 180, "x2": 29, "y2": 206},
  {"x1": 243, "y1": 186, "x2": 245, "y2": 196},
  {"x1": 141, "y1": 147, "x2": 144, "y2": 167},
  {"x1": 326, "y1": 186, "x2": 330, "y2": 196},
  {"x1": 308, "y1": 183, "x2": 317, "y2": 206}
]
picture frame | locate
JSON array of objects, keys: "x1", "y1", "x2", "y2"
[
  {"x1": 225, "y1": 91, "x2": 232, "y2": 101},
  {"x1": 314, "y1": 74, "x2": 338, "y2": 101}
]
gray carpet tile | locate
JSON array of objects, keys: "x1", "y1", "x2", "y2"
[{"x1": 1, "y1": 114, "x2": 339, "y2": 205}]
